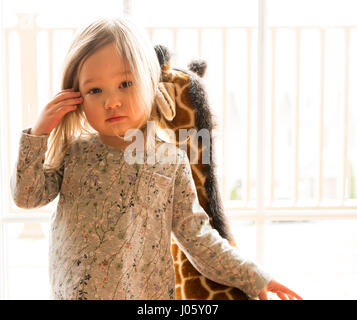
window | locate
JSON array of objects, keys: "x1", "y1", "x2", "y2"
[{"x1": 1, "y1": 0, "x2": 356, "y2": 299}]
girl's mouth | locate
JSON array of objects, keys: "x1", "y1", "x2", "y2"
[{"x1": 106, "y1": 116, "x2": 127, "y2": 123}]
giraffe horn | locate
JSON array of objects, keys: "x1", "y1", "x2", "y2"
[
  {"x1": 155, "y1": 82, "x2": 176, "y2": 121},
  {"x1": 188, "y1": 59, "x2": 207, "y2": 78}
]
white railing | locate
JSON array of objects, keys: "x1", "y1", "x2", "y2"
[
  {"x1": 4, "y1": 14, "x2": 357, "y2": 220},
  {"x1": 4, "y1": 15, "x2": 357, "y2": 212},
  {"x1": 2, "y1": 14, "x2": 357, "y2": 221}
]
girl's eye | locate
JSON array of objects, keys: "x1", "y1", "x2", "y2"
[
  {"x1": 88, "y1": 88, "x2": 101, "y2": 94},
  {"x1": 119, "y1": 81, "x2": 133, "y2": 89}
]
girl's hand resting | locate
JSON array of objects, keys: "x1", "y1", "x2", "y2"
[
  {"x1": 30, "y1": 88, "x2": 83, "y2": 136},
  {"x1": 258, "y1": 279, "x2": 303, "y2": 300}
]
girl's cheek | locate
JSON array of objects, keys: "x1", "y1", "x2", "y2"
[
  {"x1": 82, "y1": 96, "x2": 94, "y2": 106},
  {"x1": 83, "y1": 98, "x2": 103, "y2": 112},
  {"x1": 81, "y1": 99, "x2": 93, "y2": 113}
]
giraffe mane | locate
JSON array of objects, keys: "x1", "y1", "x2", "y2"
[{"x1": 173, "y1": 68, "x2": 234, "y2": 241}]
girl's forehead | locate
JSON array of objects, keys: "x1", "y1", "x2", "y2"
[{"x1": 79, "y1": 43, "x2": 131, "y2": 85}]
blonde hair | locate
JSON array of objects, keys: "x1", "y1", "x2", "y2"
[{"x1": 45, "y1": 17, "x2": 162, "y2": 169}]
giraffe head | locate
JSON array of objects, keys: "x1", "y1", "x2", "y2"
[
  {"x1": 154, "y1": 44, "x2": 207, "y2": 77},
  {"x1": 152, "y1": 44, "x2": 216, "y2": 136}
]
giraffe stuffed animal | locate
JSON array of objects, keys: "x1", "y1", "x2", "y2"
[{"x1": 153, "y1": 45, "x2": 248, "y2": 300}]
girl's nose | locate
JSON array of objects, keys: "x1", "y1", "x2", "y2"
[{"x1": 104, "y1": 93, "x2": 123, "y2": 110}]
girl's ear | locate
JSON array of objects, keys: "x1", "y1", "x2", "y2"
[{"x1": 75, "y1": 104, "x2": 85, "y2": 116}]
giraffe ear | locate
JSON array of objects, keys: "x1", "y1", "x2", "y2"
[{"x1": 155, "y1": 82, "x2": 176, "y2": 121}]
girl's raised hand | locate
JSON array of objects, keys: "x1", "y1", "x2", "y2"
[
  {"x1": 258, "y1": 279, "x2": 303, "y2": 300},
  {"x1": 30, "y1": 88, "x2": 83, "y2": 136}
]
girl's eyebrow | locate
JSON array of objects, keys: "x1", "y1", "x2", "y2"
[{"x1": 81, "y1": 71, "x2": 132, "y2": 86}]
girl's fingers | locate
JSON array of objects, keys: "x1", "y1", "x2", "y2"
[
  {"x1": 44, "y1": 97, "x2": 82, "y2": 116},
  {"x1": 280, "y1": 287, "x2": 303, "y2": 300},
  {"x1": 273, "y1": 282, "x2": 303, "y2": 300},
  {"x1": 54, "y1": 88, "x2": 74, "y2": 97},
  {"x1": 52, "y1": 91, "x2": 82, "y2": 104},
  {"x1": 276, "y1": 292, "x2": 288, "y2": 300},
  {"x1": 58, "y1": 101, "x2": 82, "y2": 111},
  {"x1": 57, "y1": 104, "x2": 79, "y2": 114},
  {"x1": 276, "y1": 288, "x2": 302, "y2": 300},
  {"x1": 258, "y1": 291, "x2": 268, "y2": 300},
  {"x1": 291, "y1": 292, "x2": 303, "y2": 300},
  {"x1": 55, "y1": 96, "x2": 83, "y2": 110},
  {"x1": 53, "y1": 97, "x2": 83, "y2": 108},
  {"x1": 56, "y1": 97, "x2": 83, "y2": 107}
]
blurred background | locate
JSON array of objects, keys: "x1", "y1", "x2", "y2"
[{"x1": 0, "y1": 0, "x2": 356, "y2": 299}]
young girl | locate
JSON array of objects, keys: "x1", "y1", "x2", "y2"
[{"x1": 10, "y1": 17, "x2": 301, "y2": 300}]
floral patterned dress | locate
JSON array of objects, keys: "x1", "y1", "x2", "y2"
[{"x1": 10, "y1": 128, "x2": 272, "y2": 300}]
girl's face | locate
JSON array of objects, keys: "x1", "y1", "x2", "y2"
[{"x1": 78, "y1": 42, "x2": 146, "y2": 149}]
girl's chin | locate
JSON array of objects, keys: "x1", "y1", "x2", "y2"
[{"x1": 100, "y1": 129, "x2": 134, "y2": 140}]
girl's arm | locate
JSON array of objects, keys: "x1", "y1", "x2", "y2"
[
  {"x1": 171, "y1": 150, "x2": 273, "y2": 299},
  {"x1": 10, "y1": 128, "x2": 64, "y2": 209},
  {"x1": 10, "y1": 88, "x2": 82, "y2": 209}
]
